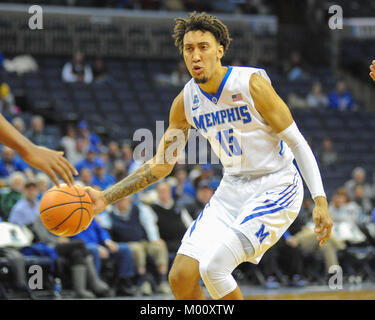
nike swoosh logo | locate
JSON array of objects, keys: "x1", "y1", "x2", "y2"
[{"x1": 192, "y1": 105, "x2": 200, "y2": 110}]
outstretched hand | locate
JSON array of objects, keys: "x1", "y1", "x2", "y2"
[
  {"x1": 22, "y1": 145, "x2": 77, "y2": 187},
  {"x1": 84, "y1": 186, "x2": 107, "y2": 216}
]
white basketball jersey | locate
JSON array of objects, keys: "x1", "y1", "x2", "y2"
[{"x1": 183, "y1": 66, "x2": 294, "y2": 176}]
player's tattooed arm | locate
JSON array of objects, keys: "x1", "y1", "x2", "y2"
[{"x1": 102, "y1": 90, "x2": 190, "y2": 206}]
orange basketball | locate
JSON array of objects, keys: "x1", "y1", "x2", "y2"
[{"x1": 40, "y1": 184, "x2": 93, "y2": 237}]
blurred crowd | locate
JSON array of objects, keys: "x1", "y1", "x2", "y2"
[{"x1": 1, "y1": 105, "x2": 375, "y2": 297}]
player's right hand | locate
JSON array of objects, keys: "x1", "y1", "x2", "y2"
[
  {"x1": 22, "y1": 145, "x2": 78, "y2": 187},
  {"x1": 370, "y1": 60, "x2": 375, "y2": 82},
  {"x1": 84, "y1": 186, "x2": 107, "y2": 216}
]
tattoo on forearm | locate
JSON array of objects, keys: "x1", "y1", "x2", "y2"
[
  {"x1": 103, "y1": 125, "x2": 189, "y2": 205},
  {"x1": 103, "y1": 164, "x2": 158, "y2": 204}
]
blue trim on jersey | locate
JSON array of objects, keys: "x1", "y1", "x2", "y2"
[
  {"x1": 197, "y1": 66, "x2": 233, "y2": 104},
  {"x1": 189, "y1": 202, "x2": 209, "y2": 236},
  {"x1": 240, "y1": 172, "x2": 299, "y2": 225},
  {"x1": 240, "y1": 205, "x2": 285, "y2": 225}
]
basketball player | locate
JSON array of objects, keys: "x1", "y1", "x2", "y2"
[
  {"x1": 370, "y1": 60, "x2": 375, "y2": 82},
  {"x1": 0, "y1": 113, "x2": 77, "y2": 187},
  {"x1": 86, "y1": 12, "x2": 333, "y2": 300}
]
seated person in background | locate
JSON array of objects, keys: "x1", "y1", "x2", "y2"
[
  {"x1": 306, "y1": 82, "x2": 329, "y2": 108},
  {"x1": 92, "y1": 158, "x2": 115, "y2": 190},
  {"x1": 92, "y1": 57, "x2": 109, "y2": 83},
  {"x1": 26, "y1": 115, "x2": 56, "y2": 150},
  {"x1": 9, "y1": 180, "x2": 110, "y2": 298},
  {"x1": 11, "y1": 117, "x2": 26, "y2": 135},
  {"x1": 108, "y1": 196, "x2": 171, "y2": 295},
  {"x1": 148, "y1": 182, "x2": 192, "y2": 255},
  {"x1": 185, "y1": 181, "x2": 214, "y2": 220},
  {"x1": 170, "y1": 167, "x2": 195, "y2": 207},
  {"x1": 316, "y1": 137, "x2": 338, "y2": 168},
  {"x1": 0, "y1": 146, "x2": 33, "y2": 180},
  {"x1": 285, "y1": 195, "x2": 345, "y2": 279},
  {"x1": 62, "y1": 51, "x2": 93, "y2": 84},
  {"x1": 77, "y1": 167, "x2": 93, "y2": 187},
  {"x1": 70, "y1": 216, "x2": 137, "y2": 296},
  {"x1": 35, "y1": 172, "x2": 51, "y2": 201},
  {"x1": 0, "y1": 82, "x2": 19, "y2": 117},
  {"x1": 329, "y1": 80, "x2": 355, "y2": 111},
  {"x1": 344, "y1": 167, "x2": 372, "y2": 201},
  {"x1": 0, "y1": 171, "x2": 25, "y2": 221}
]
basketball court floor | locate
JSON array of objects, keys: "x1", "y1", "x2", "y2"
[{"x1": 116, "y1": 281, "x2": 375, "y2": 300}]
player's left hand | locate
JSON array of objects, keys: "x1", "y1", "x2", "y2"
[
  {"x1": 370, "y1": 60, "x2": 375, "y2": 82},
  {"x1": 312, "y1": 197, "x2": 333, "y2": 247}
]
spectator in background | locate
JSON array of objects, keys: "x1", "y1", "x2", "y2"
[
  {"x1": 92, "y1": 158, "x2": 115, "y2": 190},
  {"x1": 289, "y1": 191, "x2": 346, "y2": 277},
  {"x1": 35, "y1": 172, "x2": 51, "y2": 201},
  {"x1": 60, "y1": 124, "x2": 78, "y2": 164},
  {"x1": 170, "y1": 61, "x2": 190, "y2": 87},
  {"x1": 121, "y1": 143, "x2": 142, "y2": 174},
  {"x1": 148, "y1": 182, "x2": 192, "y2": 255},
  {"x1": 0, "y1": 146, "x2": 33, "y2": 180},
  {"x1": 11, "y1": 117, "x2": 26, "y2": 135},
  {"x1": 26, "y1": 115, "x2": 56, "y2": 149},
  {"x1": 77, "y1": 120, "x2": 101, "y2": 153},
  {"x1": 92, "y1": 57, "x2": 109, "y2": 83},
  {"x1": 107, "y1": 140, "x2": 121, "y2": 173},
  {"x1": 306, "y1": 82, "x2": 329, "y2": 108},
  {"x1": 328, "y1": 188, "x2": 366, "y2": 245},
  {"x1": 285, "y1": 51, "x2": 307, "y2": 81},
  {"x1": 70, "y1": 137, "x2": 89, "y2": 166},
  {"x1": 74, "y1": 147, "x2": 98, "y2": 174},
  {"x1": 8, "y1": 180, "x2": 39, "y2": 226},
  {"x1": 185, "y1": 181, "x2": 214, "y2": 220},
  {"x1": 0, "y1": 82, "x2": 18, "y2": 117},
  {"x1": 317, "y1": 137, "x2": 338, "y2": 168},
  {"x1": 0, "y1": 171, "x2": 25, "y2": 221},
  {"x1": 329, "y1": 80, "x2": 355, "y2": 111},
  {"x1": 78, "y1": 167, "x2": 93, "y2": 187},
  {"x1": 108, "y1": 197, "x2": 171, "y2": 295},
  {"x1": 171, "y1": 167, "x2": 195, "y2": 207},
  {"x1": 353, "y1": 184, "x2": 372, "y2": 217},
  {"x1": 62, "y1": 51, "x2": 93, "y2": 84},
  {"x1": 113, "y1": 159, "x2": 127, "y2": 182},
  {"x1": 344, "y1": 167, "x2": 372, "y2": 201},
  {"x1": 194, "y1": 163, "x2": 220, "y2": 190},
  {"x1": 71, "y1": 217, "x2": 138, "y2": 296}
]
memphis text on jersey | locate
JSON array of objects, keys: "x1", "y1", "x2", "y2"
[{"x1": 192, "y1": 105, "x2": 252, "y2": 133}]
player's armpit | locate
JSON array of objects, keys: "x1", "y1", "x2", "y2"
[
  {"x1": 102, "y1": 90, "x2": 190, "y2": 205},
  {"x1": 249, "y1": 73, "x2": 294, "y2": 133}
]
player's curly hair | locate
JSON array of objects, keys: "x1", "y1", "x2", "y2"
[{"x1": 173, "y1": 12, "x2": 232, "y2": 55}]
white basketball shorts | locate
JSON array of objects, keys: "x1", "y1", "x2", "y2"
[{"x1": 177, "y1": 164, "x2": 304, "y2": 264}]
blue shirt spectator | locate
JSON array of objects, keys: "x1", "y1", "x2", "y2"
[
  {"x1": 77, "y1": 120, "x2": 101, "y2": 153},
  {"x1": 71, "y1": 217, "x2": 110, "y2": 245},
  {"x1": 74, "y1": 147, "x2": 98, "y2": 174},
  {"x1": 329, "y1": 81, "x2": 355, "y2": 111},
  {"x1": 8, "y1": 181, "x2": 40, "y2": 226},
  {"x1": 0, "y1": 147, "x2": 30, "y2": 178},
  {"x1": 91, "y1": 158, "x2": 115, "y2": 190}
]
